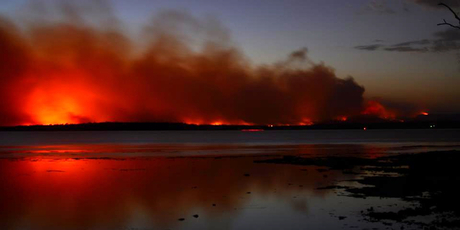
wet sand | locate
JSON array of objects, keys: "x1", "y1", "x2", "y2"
[{"x1": 0, "y1": 143, "x2": 459, "y2": 229}]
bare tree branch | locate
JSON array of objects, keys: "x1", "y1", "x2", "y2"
[
  {"x1": 438, "y1": 19, "x2": 460, "y2": 29},
  {"x1": 438, "y1": 3, "x2": 460, "y2": 29}
]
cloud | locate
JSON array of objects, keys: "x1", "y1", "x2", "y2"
[
  {"x1": 383, "y1": 46, "x2": 429, "y2": 52},
  {"x1": 354, "y1": 44, "x2": 384, "y2": 51},
  {"x1": 433, "y1": 28, "x2": 460, "y2": 41},
  {"x1": 392, "y1": 39, "x2": 431, "y2": 47},
  {"x1": 432, "y1": 29, "x2": 460, "y2": 52},
  {"x1": 354, "y1": 29, "x2": 460, "y2": 53},
  {"x1": 383, "y1": 39, "x2": 431, "y2": 52}
]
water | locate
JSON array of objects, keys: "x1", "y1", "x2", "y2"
[
  {"x1": 0, "y1": 130, "x2": 459, "y2": 230},
  {"x1": 2, "y1": 129, "x2": 460, "y2": 146}
]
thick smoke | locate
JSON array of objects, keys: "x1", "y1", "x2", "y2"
[{"x1": 0, "y1": 3, "x2": 369, "y2": 126}]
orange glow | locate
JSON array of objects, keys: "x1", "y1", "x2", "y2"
[
  {"x1": 298, "y1": 118, "x2": 313, "y2": 126},
  {"x1": 0, "y1": 153, "x2": 350, "y2": 229},
  {"x1": 27, "y1": 88, "x2": 84, "y2": 125},
  {"x1": 0, "y1": 9, "x2": 409, "y2": 127},
  {"x1": 336, "y1": 116, "x2": 348, "y2": 121},
  {"x1": 22, "y1": 70, "x2": 109, "y2": 125},
  {"x1": 420, "y1": 112, "x2": 429, "y2": 116},
  {"x1": 241, "y1": 129, "x2": 264, "y2": 132},
  {"x1": 362, "y1": 101, "x2": 396, "y2": 120}
]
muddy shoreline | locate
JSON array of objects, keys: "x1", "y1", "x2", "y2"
[{"x1": 256, "y1": 150, "x2": 460, "y2": 229}]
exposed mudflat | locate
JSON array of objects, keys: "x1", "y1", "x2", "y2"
[{"x1": 256, "y1": 150, "x2": 460, "y2": 229}]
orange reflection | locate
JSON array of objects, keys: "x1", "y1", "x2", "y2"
[{"x1": 0, "y1": 154, "x2": 352, "y2": 230}]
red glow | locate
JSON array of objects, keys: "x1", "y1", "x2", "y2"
[
  {"x1": 241, "y1": 129, "x2": 264, "y2": 132},
  {"x1": 336, "y1": 116, "x2": 348, "y2": 121},
  {"x1": 0, "y1": 9, "x2": 411, "y2": 127},
  {"x1": 420, "y1": 112, "x2": 429, "y2": 116},
  {"x1": 362, "y1": 101, "x2": 396, "y2": 120}
]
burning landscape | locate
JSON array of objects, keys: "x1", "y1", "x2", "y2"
[
  {"x1": 0, "y1": 2, "x2": 426, "y2": 127},
  {"x1": 1, "y1": 1, "x2": 460, "y2": 230}
]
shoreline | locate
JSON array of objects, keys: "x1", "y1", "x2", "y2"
[
  {"x1": 256, "y1": 150, "x2": 460, "y2": 228},
  {"x1": 1, "y1": 120, "x2": 460, "y2": 131}
]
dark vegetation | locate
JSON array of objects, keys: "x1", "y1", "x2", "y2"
[{"x1": 1, "y1": 119, "x2": 460, "y2": 131}]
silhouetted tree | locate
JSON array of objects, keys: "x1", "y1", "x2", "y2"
[{"x1": 438, "y1": 3, "x2": 460, "y2": 29}]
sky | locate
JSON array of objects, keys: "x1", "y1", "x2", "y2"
[{"x1": 0, "y1": 0, "x2": 459, "y2": 125}]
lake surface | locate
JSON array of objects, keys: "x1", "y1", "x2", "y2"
[
  {"x1": 2, "y1": 129, "x2": 460, "y2": 146},
  {"x1": 1, "y1": 130, "x2": 459, "y2": 230}
]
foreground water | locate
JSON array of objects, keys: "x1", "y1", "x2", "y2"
[{"x1": 1, "y1": 130, "x2": 460, "y2": 230}]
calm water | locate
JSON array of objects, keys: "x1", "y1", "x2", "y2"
[
  {"x1": 1, "y1": 130, "x2": 459, "y2": 230},
  {"x1": 2, "y1": 129, "x2": 460, "y2": 146}
]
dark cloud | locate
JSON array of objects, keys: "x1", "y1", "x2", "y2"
[
  {"x1": 383, "y1": 46, "x2": 429, "y2": 52},
  {"x1": 354, "y1": 29, "x2": 460, "y2": 53},
  {"x1": 288, "y1": 47, "x2": 309, "y2": 61},
  {"x1": 354, "y1": 44, "x2": 384, "y2": 51},
  {"x1": 433, "y1": 29, "x2": 460, "y2": 41},
  {"x1": 384, "y1": 39, "x2": 431, "y2": 52},
  {"x1": 392, "y1": 39, "x2": 431, "y2": 47},
  {"x1": 432, "y1": 29, "x2": 460, "y2": 52}
]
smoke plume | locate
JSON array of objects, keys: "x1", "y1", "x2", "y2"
[{"x1": 0, "y1": 2, "x2": 391, "y2": 126}]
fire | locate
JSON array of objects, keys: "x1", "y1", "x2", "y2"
[
  {"x1": 362, "y1": 101, "x2": 396, "y2": 120},
  {"x1": 23, "y1": 71, "x2": 103, "y2": 125},
  {"x1": 27, "y1": 90, "x2": 83, "y2": 125},
  {"x1": 0, "y1": 5, "x2": 409, "y2": 127},
  {"x1": 298, "y1": 118, "x2": 313, "y2": 126},
  {"x1": 336, "y1": 116, "x2": 348, "y2": 121}
]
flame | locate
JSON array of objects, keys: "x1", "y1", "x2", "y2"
[
  {"x1": 211, "y1": 121, "x2": 224, "y2": 126},
  {"x1": 362, "y1": 101, "x2": 396, "y2": 120},
  {"x1": 336, "y1": 116, "x2": 348, "y2": 121},
  {"x1": 0, "y1": 6, "x2": 407, "y2": 127}
]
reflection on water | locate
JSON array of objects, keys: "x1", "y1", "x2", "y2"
[
  {"x1": 1, "y1": 143, "x2": 459, "y2": 159},
  {"x1": 0, "y1": 146, "x2": 429, "y2": 230},
  {"x1": 1, "y1": 130, "x2": 460, "y2": 229},
  {"x1": 0, "y1": 156, "x2": 356, "y2": 230}
]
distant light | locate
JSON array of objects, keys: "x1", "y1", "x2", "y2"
[
  {"x1": 241, "y1": 129, "x2": 264, "y2": 132},
  {"x1": 268, "y1": 125, "x2": 274, "y2": 128},
  {"x1": 363, "y1": 127, "x2": 367, "y2": 131},
  {"x1": 337, "y1": 116, "x2": 347, "y2": 121},
  {"x1": 421, "y1": 112, "x2": 429, "y2": 116}
]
